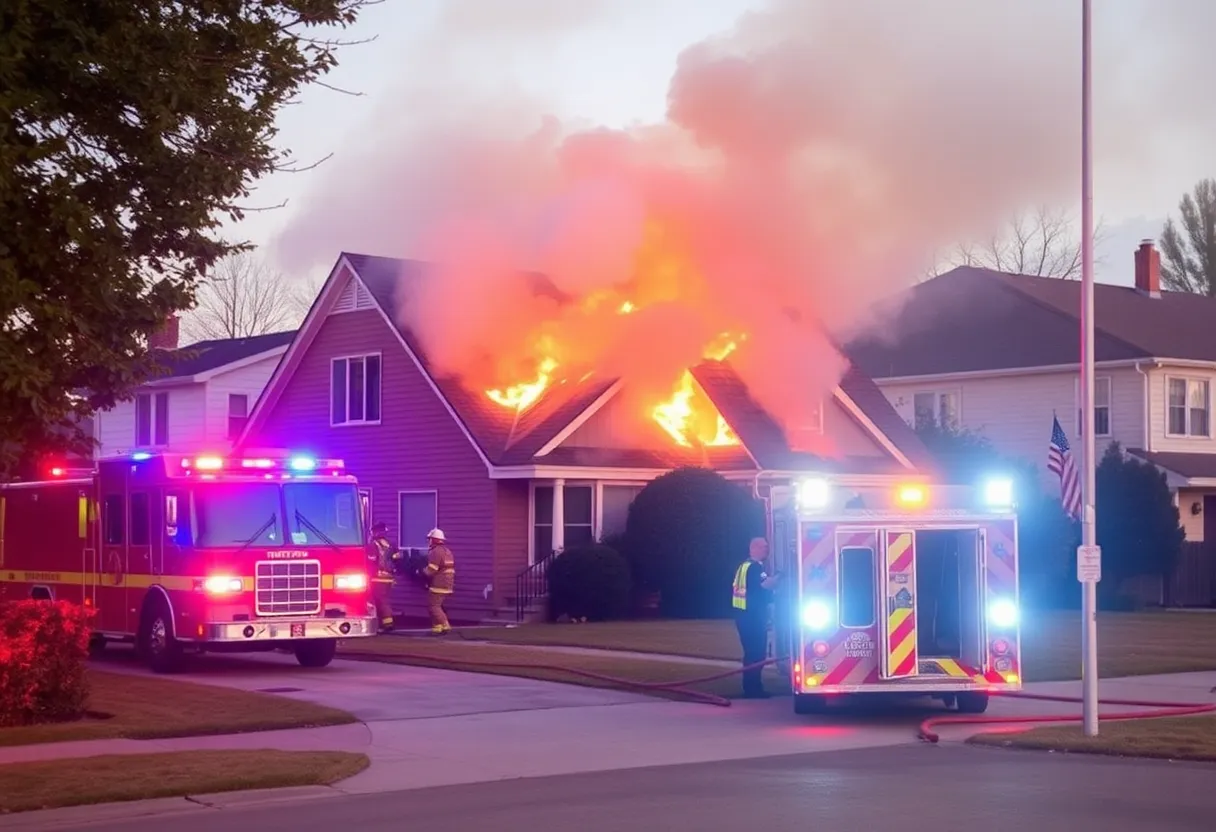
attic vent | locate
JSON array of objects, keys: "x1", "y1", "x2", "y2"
[{"x1": 330, "y1": 278, "x2": 375, "y2": 315}]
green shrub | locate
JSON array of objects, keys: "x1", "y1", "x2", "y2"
[
  {"x1": 623, "y1": 466, "x2": 766, "y2": 618},
  {"x1": 548, "y1": 544, "x2": 632, "y2": 622},
  {"x1": 0, "y1": 600, "x2": 94, "y2": 726}
]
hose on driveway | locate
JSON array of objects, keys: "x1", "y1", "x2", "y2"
[{"x1": 340, "y1": 641, "x2": 1216, "y2": 741}]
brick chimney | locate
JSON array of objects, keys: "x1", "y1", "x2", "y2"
[
  {"x1": 148, "y1": 314, "x2": 180, "y2": 350},
  {"x1": 1134, "y1": 239, "x2": 1161, "y2": 298}
]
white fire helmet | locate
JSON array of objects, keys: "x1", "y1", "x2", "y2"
[{"x1": 427, "y1": 528, "x2": 446, "y2": 542}]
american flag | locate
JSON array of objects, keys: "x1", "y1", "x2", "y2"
[{"x1": 1048, "y1": 415, "x2": 1082, "y2": 519}]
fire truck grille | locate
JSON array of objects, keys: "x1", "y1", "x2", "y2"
[{"x1": 255, "y1": 560, "x2": 322, "y2": 617}]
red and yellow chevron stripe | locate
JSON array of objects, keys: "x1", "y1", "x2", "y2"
[{"x1": 884, "y1": 531, "x2": 918, "y2": 677}]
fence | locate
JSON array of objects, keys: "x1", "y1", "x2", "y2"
[{"x1": 1165, "y1": 541, "x2": 1216, "y2": 607}]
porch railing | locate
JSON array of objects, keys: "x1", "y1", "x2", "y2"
[{"x1": 515, "y1": 549, "x2": 559, "y2": 622}]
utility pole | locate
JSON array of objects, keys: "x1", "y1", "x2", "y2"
[{"x1": 1078, "y1": 0, "x2": 1100, "y2": 737}]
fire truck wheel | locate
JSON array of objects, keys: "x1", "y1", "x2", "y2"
[
  {"x1": 140, "y1": 599, "x2": 184, "y2": 674},
  {"x1": 793, "y1": 694, "x2": 828, "y2": 715},
  {"x1": 294, "y1": 639, "x2": 337, "y2": 668},
  {"x1": 955, "y1": 691, "x2": 990, "y2": 714}
]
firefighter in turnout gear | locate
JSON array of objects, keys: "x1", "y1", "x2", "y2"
[
  {"x1": 731, "y1": 537, "x2": 779, "y2": 698},
  {"x1": 424, "y1": 528, "x2": 455, "y2": 634},
  {"x1": 368, "y1": 522, "x2": 399, "y2": 633}
]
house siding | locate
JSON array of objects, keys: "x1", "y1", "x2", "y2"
[
  {"x1": 876, "y1": 366, "x2": 1145, "y2": 485},
  {"x1": 823, "y1": 395, "x2": 893, "y2": 459},
  {"x1": 563, "y1": 392, "x2": 659, "y2": 448},
  {"x1": 95, "y1": 383, "x2": 207, "y2": 458},
  {"x1": 203, "y1": 354, "x2": 284, "y2": 447},
  {"x1": 246, "y1": 308, "x2": 496, "y2": 619}
]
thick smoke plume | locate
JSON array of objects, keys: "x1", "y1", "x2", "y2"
[{"x1": 274, "y1": 0, "x2": 1216, "y2": 452}]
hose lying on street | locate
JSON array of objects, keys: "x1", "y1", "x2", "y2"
[{"x1": 917, "y1": 690, "x2": 1216, "y2": 743}]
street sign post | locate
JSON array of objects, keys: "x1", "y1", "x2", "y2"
[{"x1": 1077, "y1": 544, "x2": 1101, "y2": 583}]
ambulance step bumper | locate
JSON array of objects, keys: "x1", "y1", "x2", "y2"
[{"x1": 204, "y1": 616, "x2": 378, "y2": 643}]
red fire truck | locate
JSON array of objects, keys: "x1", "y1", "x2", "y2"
[
  {"x1": 769, "y1": 476, "x2": 1022, "y2": 715},
  {"x1": 0, "y1": 451, "x2": 379, "y2": 672}
]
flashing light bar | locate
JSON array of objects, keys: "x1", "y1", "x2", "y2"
[
  {"x1": 177, "y1": 454, "x2": 345, "y2": 474},
  {"x1": 895, "y1": 483, "x2": 927, "y2": 506}
]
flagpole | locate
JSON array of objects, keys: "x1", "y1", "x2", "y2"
[{"x1": 1079, "y1": 0, "x2": 1100, "y2": 737}]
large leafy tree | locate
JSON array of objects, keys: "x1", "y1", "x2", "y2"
[
  {"x1": 0, "y1": 0, "x2": 371, "y2": 478},
  {"x1": 1160, "y1": 178, "x2": 1216, "y2": 296}
]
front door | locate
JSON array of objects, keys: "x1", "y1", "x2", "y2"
[{"x1": 880, "y1": 529, "x2": 919, "y2": 679}]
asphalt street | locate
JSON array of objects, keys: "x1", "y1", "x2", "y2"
[{"x1": 53, "y1": 744, "x2": 1214, "y2": 832}]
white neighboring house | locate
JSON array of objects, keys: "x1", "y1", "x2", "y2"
[
  {"x1": 93, "y1": 316, "x2": 295, "y2": 458},
  {"x1": 848, "y1": 240, "x2": 1216, "y2": 544}
]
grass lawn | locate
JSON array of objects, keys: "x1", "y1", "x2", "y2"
[
  {"x1": 337, "y1": 637, "x2": 786, "y2": 701},
  {"x1": 969, "y1": 714, "x2": 1216, "y2": 762},
  {"x1": 0, "y1": 750, "x2": 368, "y2": 814},
  {"x1": 0, "y1": 671, "x2": 357, "y2": 748},
  {"x1": 459, "y1": 611, "x2": 1216, "y2": 682}
]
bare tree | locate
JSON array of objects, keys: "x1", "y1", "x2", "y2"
[
  {"x1": 927, "y1": 205, "x2": 1106, "y2": 280},
  {"x1": 1160, "y1": 178, "x2": 1216, "y2": 296},
  {"x1": 185, "y1": 252, "x2": 308, "y2": 341}
]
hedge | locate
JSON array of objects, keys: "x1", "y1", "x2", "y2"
[
  {"x1": 547, "y1": 543, "x2": 632, "y2": 622},
  {"x1": 0, "y1": 600, "x2": 94, "y2": 726}
]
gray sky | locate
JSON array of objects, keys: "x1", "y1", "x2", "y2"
[{"x1": 228, "y1": 0, "x2": 1214, "y2": 288}]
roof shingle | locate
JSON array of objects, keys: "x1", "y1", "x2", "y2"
[{"x1": 154, "y1": 330, "x2": 296, "y2": 378}]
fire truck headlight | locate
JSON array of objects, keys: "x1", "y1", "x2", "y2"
[
  {"x1": 797, "y1": 478, "x2": 831, "y2": 509},
  {"x1": 202, "y1": 575, "x2": 244, "y2": 595},
  {"x1": 987, "y1": 598, "x2": 1019, "y2": 629},
  {"x1": 800, "y1": 600, "x2": 834, "y2": 632},
  {"x1": 335, "y1": 573, "x2": 368, "y2": 591}
]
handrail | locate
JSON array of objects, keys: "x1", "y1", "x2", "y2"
[{"x1": 514, "y1": 549, "x2": 559, "y2": 622}]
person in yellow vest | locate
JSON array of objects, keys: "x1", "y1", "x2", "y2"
[
  {"x1": 731, "y1": 537, "x2": 779, "y2": 698},
  {"x1": 368, "y1": 522, "x2": 399, "y2": 633},
  {"x1": 424, "y1": 528, "x2": 455, "y2": 634}
]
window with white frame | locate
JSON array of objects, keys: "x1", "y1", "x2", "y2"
[
  {"x1": 227, "y1": 394, "x2": 249, "y2": 440},
  {"x1": 533, "y1": 485, "x2": 593, "y2": 560},
  {"x1": 1167, "y1": 377, "x2": 1210, "y2": 437},
  {"x1": 601, "y1": 485, "x2": 644, "y2": 539},
  {"x1": 331, "y1": 355, "x2": 382, "y2": 426},
  {"x1": 134, "y1": 392, "x2": 170, "y2": 446},
  {"x1": 1074, "y1": 376, "x2": 1112, "y2": 437},
  {"x1": 397, "y1": 491, "x2": 437, "y2": 549},
  {"x1": 913, "y1": 390, "x2": 959, "y2": 430}
]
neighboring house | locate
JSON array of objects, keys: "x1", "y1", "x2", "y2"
[
  {"x1": 93, "y1": 318, "x2": 295, "y2": 459},
  {"x1": 848, "y1": 240, "x2": 1216, "y2": 542},
  {"x1": 237, "y1": 252, "x2": 936, "y2": 623}
]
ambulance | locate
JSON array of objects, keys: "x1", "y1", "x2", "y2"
[
  {"x1": 769, "y1": 476, "x2": 1022, "y2": 715},
  {"x1": 0, "y1": 451, "x2": 379, "y2": 672}
]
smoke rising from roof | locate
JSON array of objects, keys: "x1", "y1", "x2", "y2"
[{"x1": 273, "y1": 0, "x2": 1215, "y2": 449}]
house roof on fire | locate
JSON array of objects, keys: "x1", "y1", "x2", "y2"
[
  {"x1": 244, "y1": 252, "x2": 935, "y2": 475},
  {"x1": 846, "y1": 266, "x2": 1216, "y2": 380}
]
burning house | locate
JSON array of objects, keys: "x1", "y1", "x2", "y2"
[{"x1": 238, "y1": 253, "x2": 935, "y2": 623}]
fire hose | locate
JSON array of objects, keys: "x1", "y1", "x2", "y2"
[{"x1": 338, "y1": 640, "x2": 1216, "y2": 740}]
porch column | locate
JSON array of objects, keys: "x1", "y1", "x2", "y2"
[{"x1": 551, "y1": 478, "x2": 565, "y2": 554}]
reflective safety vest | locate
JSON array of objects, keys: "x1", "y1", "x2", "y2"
[{"x1": 732, "y1": 560, "x2": 752, "y2": 610}]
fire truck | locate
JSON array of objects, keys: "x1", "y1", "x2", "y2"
[
  {"x1": 0, "y1": 451, "x2": 379, "y2": 672},
  {"x1": 769, "y1": 476, "x2": 1022, "y2": 715}
]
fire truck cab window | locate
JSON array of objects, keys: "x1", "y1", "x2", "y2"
[
  {"x1": 284, "y1": 482, "x2": 364, "y2": 546},
  {"x1": 193, "y1": 483, "x2": 281, "y2": 548},
  {"x1": 839, "y1": 546, "x2": 876, "y2": 628},
  {"x1": 103, "y1": 495, "x2": 125, "y2": 545},
  {"x1": 129, "y1": 493, "x2": 150, "y2": 546}
]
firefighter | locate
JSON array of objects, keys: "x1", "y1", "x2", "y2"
[
  {"x1": 368, "y1": 522, "x2": 397, "y2": 633},
  {"x1": 731, "y1": 536, "x2": 779, "y2": 698},
  {"x1": 423, "y1": 528, "x2": 455, "y2": 635}
]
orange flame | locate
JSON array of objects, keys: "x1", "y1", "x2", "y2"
[
  {"x1": 652, "y1": 371, "x2": 740, "y2": 448},
  {"x1": 486, "y1": 356, "x2": 559, "y2": 412}
]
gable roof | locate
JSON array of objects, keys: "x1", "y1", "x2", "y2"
[
  {"x1": 847, "y1": 266, "x2": 1216, "y2": 380},
  {"x1": 150, "y1": 330, "x2": 296, "y2": 381},
  {"x1": 248, "y1": 252, "x2": 931, "y2": 475}
]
